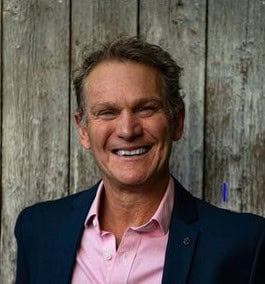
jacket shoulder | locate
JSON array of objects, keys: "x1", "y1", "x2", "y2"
[
  {"x1": 21, "y1": 183, "x2": 98, "y2": 215},
  {"x1": 15, "y1": 183, "x2": 99, "y2": 239},
  {"x1": 193, "y1": 195, "x2": 265, "y2": 237}
]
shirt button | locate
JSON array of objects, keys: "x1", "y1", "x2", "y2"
[
  {"x1": 93, "y1": 219, "x2": 98, "y2": 227},
  {"x1": 103, "y1": 252, "x2": 112, "y2": 261}
]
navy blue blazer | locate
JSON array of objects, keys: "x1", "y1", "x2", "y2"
[{"x1": 15, "y1": 179, "x2": 265, "y2": 283}]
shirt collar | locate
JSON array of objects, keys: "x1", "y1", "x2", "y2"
[
  {"x1": 84, "y1": 176, "x2": 175, "y2": 235},
  {"x1": 148, "y1": 176, "x2": 175, "y2": 234},
  {"x1": 84, "y1": 181, "x2": 104, "y2": 229}
]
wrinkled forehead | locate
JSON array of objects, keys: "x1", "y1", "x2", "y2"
[{"x1": 83, "y1": 60, "x2": 166, "y2": 104}]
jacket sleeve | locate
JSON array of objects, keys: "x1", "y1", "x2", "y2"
[
  {"x1": 249, "y1": 226, "x2": 265, "y2": 284},
  {"x1": 14, "y1": 209, "x2": 30, "y2": 284}
]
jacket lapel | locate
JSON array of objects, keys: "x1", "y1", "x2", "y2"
[
  {"x1": 55, "y1": 185, "x2": 98, "y2": 284},
  {"x1": 162, "y1": 179, "x2": 200, "y2": 284}
]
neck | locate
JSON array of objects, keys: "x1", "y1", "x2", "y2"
[{"x1": 99, "y1": 174, "x2": 170, "y2": 246}]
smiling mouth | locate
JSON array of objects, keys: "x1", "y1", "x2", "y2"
[{"x1": 112, "y1": 146, "x2": 151, "y2": 157}]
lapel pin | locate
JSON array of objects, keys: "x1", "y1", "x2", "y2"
[{"x1": 183, "y1": 237, "x2": 191, "y2": 246}]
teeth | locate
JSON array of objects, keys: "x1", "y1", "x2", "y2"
[{"x1": 116, "y1": 147, "x2": 149, "y2": 157}]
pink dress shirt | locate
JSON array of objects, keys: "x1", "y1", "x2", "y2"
[{"x1": 72, "y1": 177, "x2": 175, "y2": 284}]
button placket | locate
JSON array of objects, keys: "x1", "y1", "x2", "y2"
[{"x1": 102, "y1": 232, "x2": 116, "y2": 282}]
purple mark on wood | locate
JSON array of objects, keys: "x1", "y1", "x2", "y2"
[{"x1": 222, "y1": 182, "x2": 228, "y2": 202}]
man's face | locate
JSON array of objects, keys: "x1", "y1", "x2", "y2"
[{"x1": 76, "y1": 60, "x2": 184, "y2": 189}]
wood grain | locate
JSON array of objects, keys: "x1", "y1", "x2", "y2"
[
  {"x1": 205, "y1": 0, "x2": 265, "y2": 216},
  {"x1": 139, "y1": 0, "x2": 206, "y2": 198},
  {"x1": 70, "y1": 0, "x2": 138, "y2": 194},
  {"x1": 0, "y1": 0, "x2": 69, "y2": 282},
  {"x1": 0, "y1": 0, "x2": 2, "y2": 278}
]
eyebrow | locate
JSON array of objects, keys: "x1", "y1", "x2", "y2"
[
  {"x1": 89, "y1": 102, "x2": 119, "y2": 113},
  {"x1": 133, "y1": 98, "x2": 163, "y2": 106},
  {"x1": 90, "y1": 98, "x2": 163, "y2": 111}
]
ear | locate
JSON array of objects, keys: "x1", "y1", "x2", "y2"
[
  {"x1": 172, "y1": 108, "x2": 185, "y2": 141},
  {"x1": 74, "y1": 112, "x2": 91, "y2": 149}
]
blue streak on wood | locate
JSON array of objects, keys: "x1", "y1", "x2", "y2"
[{"x1": 222, "y1": 182, "x2": 228, "y2": 202}]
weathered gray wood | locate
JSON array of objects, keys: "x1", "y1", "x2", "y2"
[
  {"x1": 139, "y1": 0, "x2": 206, "y2": 198},
  {"x1": 0, "y1": 0, "x2": 2, "y2": 278},
  {"x1": 205, "y1": 0, "x2": 265, "y2": 216},
  {"x1": 0, "y1": 0, "x2": 69, "y2": 282},
  {"x1": 70, "y1": 0, "x2": 138, "y2": 193}
]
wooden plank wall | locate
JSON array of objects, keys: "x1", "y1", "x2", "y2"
[
  {"x1": 0, "y1": 0, "x2": 264, "y2": 282},
  {"x1": 205, "y1": 0, "x2": 265, "y2": 215},
  {"x1": 1, "y1": 0, "x2": 70, "y2": 282}
]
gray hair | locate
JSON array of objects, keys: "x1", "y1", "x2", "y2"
[{"x1": 73, "y1": 35, "x2": 184, "y2": 124}]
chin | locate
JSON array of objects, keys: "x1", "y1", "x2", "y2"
[{"x1": 114, "y1": 170, "x2": 163, "y2": 189}]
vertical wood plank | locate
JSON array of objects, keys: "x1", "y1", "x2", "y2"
[
  {"x1": 205, "y1": 0, "x2": 265, "y2": 216},
  {"x1": 0, "y1": 0, "x2": 2, "y2": 219},
  {"x1": 0, "y1": 0, "x2": 70, "y2": 282},
  {"x1": 0, "y1": 0, "x2": 2, "y2": 278},
  {"x1": 139, "y1": 0, "x2": 206, "y2": 198},
  {"x1": 70, "y1": 0, "x2": 138, "y2": 193}
]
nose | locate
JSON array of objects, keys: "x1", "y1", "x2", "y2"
[{"x1": 116, "y1": 111, "x2": 142, "y2": 140}]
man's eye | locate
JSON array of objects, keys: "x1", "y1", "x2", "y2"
[
  {"x1": 97, "y1": 110, "x2": 117, "y2": 119},
  {"x1": 137, "y1": 105, "x2": 159, "y2": 116}
]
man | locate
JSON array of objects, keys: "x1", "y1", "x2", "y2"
[{"x1": 15, "y1": 36, "x2": 265, "y2": 284}]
